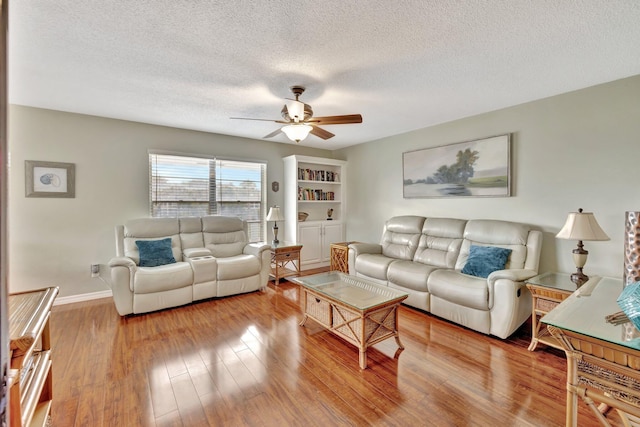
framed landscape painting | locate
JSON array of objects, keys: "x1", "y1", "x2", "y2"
[{"x1": 403, "y1": 134, "x2": 511, "y2": 198}]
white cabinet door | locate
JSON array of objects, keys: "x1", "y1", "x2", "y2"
[
  {"x1": 298, "y1": 223, "x2": 322, "y2": 265},
  {"x1": 322, "y1": 222, "x2": 344, "y2": 262}
]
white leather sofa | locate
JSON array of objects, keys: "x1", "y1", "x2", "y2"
[
  {"x1": 108, "y1": 216, "x2": 271, "y2": 316},
  {"x1": 348, "y1": 216, "x2": 542, "y2": 339}
]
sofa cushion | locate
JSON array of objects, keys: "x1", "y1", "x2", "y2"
[
  {"x1": 179, "y1": 217, "x2": 204, "y2": 249},
  {"x1": 428, "y1": 269, "x2": 489, "y2": 311},
  {"x1": 456, "y1": 220, "x2": 531, "y2": 270},
  {"x1": 136, "y1": 238, "x2": 177, "y2": 267},
  {"x1": 412, "y1": 218, "x2": 465, "y2": 268},
  {"x1": 354, "y1": 254, "x2": 396, "y2": 281},
  {"x1": 387, "y1": 260, "x2": 441, "y2": 292},
  {"x1": 133, "y1": 262, "x2": 193, "y2": 294},
  {"x1": 202, "y1": 216, "x2": 247, "y2": 257},
  {"x1": 461, "y1": 245, "x2": 512, "y2": 278},
  {"x1": 381, "y1": 216, "x2": 425, "y2": 260},
  {"x1": 123, "y1": 217, "x2": 183, "y2": 263},
  {"x1": 217, "y1": 254, "x2": 260, "y2": 280}
]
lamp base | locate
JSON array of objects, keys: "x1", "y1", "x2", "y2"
[
  {"x1": 272, "y1": 224, "x2": 279, "y2": 245},
  {"x1": 571, "y1": 271, "x2": 589, "y2": 287}
]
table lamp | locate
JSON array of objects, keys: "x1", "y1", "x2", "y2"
[
  {"x1": 556, "y1": 208, "x2": 609, "y2": 286},
  {"x1": 266, "y1": 206, "x2": 285, "y2": 244}
]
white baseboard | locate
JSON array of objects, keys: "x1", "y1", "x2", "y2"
[{"x1": 54, "y1": 289, "x2": 113, "y2": 306}]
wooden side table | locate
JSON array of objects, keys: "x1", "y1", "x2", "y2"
[
  {"x1": 526, "y1": 272, "x2": 577, "y2": 351},
  {"x1": 330, "y1": 241, "x2": 356, "y2": 273},
  {"x1": 269, "y1": 242, "x2": 303, "y2": 285}
]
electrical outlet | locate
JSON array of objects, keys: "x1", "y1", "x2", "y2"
[{"x1": 91, "y1": 264, "x2": 100, "y2": 278}]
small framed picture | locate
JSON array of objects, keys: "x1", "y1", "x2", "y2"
[{"x1": 25, "y1": 160, "x2": 76, "y2": 198}]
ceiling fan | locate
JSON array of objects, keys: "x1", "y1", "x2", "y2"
[{"x1": 231, "y1": 86, "x2": 363, "y2": 143}]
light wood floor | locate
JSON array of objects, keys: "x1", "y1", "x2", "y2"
[{"x1": 49, "y1": 277, "x2": 625, "y2": 426}]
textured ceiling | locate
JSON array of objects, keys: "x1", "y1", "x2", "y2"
[{"x1": 9, "y1": 1, "x2": 640, "y2": 150}]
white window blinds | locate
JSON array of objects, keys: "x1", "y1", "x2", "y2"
[{"x1": 149, "y1": 153, "x2": 266, "y2": 242}]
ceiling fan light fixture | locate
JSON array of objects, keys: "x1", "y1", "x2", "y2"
[
  {"x1": 282, "y1": 124, "x2": 312, "y2": 143},
  {"x1": 286, "y1": 100, "x2": 305, "y2": 122}
]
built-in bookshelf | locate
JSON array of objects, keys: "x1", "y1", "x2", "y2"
[{"x1": 283, "y1": 155, "x2": 347, "y2": 270}]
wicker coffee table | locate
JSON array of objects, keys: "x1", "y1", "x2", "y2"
[{"x1": 294, "y1": 272, "x2": 408, "y2": 369}]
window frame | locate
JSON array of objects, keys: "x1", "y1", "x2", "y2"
[{"x1": 148, "y1": 150, "x2": 267, "y2": 243}]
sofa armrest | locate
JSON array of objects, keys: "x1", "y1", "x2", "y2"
[
  {"x1": 348, "y1": 243, "x2": 382, "y2": 274},
  {"x1": 486, "y1": 268, "x2": 538, "y2": 305},
  {"x1": 487, "y1": 268, "x2": 538, "y2": 285},
  {"x1": 244, "y1": 243, "x2": 272, "y2": 289},
  {"x1": 109, "y1": 256, "x2": 136, "y2": 269},
  {"x1": 108, "y1": 257, "x2": 137, "y2": 315},
  {"x1": 487, "y1": 269, "x2": 537, "y2": 338},
  {"x1": 349, "y1": 242, "x2": 382, "y2": 257},
  {"x1": 183, "y1": 247, "x2": 212, "y2": 258},
  {"x1": 244, "y1": 242, "x2": 270, "y2": 257}
]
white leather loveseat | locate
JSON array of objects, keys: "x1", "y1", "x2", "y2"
[
  {"x1": 348, "y1": 216, "x2": 542, "y2": 339},
  {"x1": 108, "y1": 216, "x2": 270, "y2": 316}
]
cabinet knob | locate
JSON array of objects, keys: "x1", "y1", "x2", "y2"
[{"x1": 315, "y1": 298, "x2": 321, "y2": 303}]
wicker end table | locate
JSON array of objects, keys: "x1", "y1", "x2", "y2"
[
  {"x1": 269, "y1": 242, "x2": 303, "y2": 285},
  {"x1": 526, "y1": 272, "x2": 577, "y2": 351},
  {"x1": 330, "y1": 241, "x2": 357, "y2": 273}
]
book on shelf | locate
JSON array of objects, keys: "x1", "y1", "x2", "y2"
[
  {"x1": 298, "y1": 187, "x2": 336, "y2": 201},
  {"x1": 297, "y1": 168, "x2": 339, "y2": 182}
]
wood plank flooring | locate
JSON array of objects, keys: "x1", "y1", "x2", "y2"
[{"x1": 49, "y1": 277, "x2": 625, "y2": 426}]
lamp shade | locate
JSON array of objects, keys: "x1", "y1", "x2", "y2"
[
  {"x1": 556, "y1": 209, "x2": 610, "y2": 241},
  {"x1": 281, "y1": 124, "x2": 312, "y2": 143},
  {"x1": 266, "y1": 206, "x2": 285, "y2": 222}
]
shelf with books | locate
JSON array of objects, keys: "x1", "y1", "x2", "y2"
[
  {"x1": 297, "y1": 186, "x2": 338, "y2": 201},
  {"x1": 297, "y1": 167, "x2": 340, "y2": 183}
]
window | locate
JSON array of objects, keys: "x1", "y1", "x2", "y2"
[{"x1": 149, "y1": 153, "x2": 266, "y2": 242}]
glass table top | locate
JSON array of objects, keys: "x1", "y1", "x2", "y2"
[
  {"x1": 527, "y1": 272, "x2": 582, "y2": 293},
  {"x1": 268, "y1": 241, "x2": 301, "y2": 249},
  {"x1": 293, "y1": 272, "x2": 408, "y2": 311},
  {"x1": 540, "y1": 275, "x2": 640, "y2": 350}
]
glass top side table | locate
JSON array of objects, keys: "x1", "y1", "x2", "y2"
[
  {"x1": 540, "y1": 275, "x2": 640, "y2": 426},
  {"x1": 526, "y1": 272, "x2": 580, "y2": 351}
]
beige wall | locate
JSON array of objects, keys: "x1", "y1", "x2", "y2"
[
  {"x1": 336, "y1": 75, "x2": 640, "y2": 279},
  {"x1": 8, "y1": 74, "x2": 640, "y2": 298},
  {"x1": 8, "y1": 106, "x2": 331, "y2": 297}
]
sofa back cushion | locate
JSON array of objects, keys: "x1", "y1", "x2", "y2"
[
  {"x1": 179, "y1": 217, "x2": 204, "y2": 249},
  {"x1": 380, "y1": 216, "x2": 425, "y2": 260},
  {"x1": 413, "y1": 218, "x2": 466, "y2": 268},
  {"x1": 456, "y1": 219, "x2": 531, "y2": 270},
  {"x1": 123, "y1": 218, "x2": 183, "y2": 264},
  {"x1": 202, "y1": 216, "x2": 247, "y2": 257}
]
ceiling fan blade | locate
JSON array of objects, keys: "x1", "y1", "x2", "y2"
[
  {"x1": 230, "y1": 117, "x2": 289, "y2": 124},
  {"x1": 230, "y1": 117, "x2": 276, "y2": 122},
  {"x1": 310, "y1": 125, "x2": 335, "y2": 140},
  {"x1": 263, "y1": 128, "x2": 283, "y2": 139},
  {"x1": 307, "y1": 114, "x2": 363, "y2": 125}
]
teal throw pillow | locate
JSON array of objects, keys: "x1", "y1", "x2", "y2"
[
  {"x1": 461, "y1": 245, "x2": 512, "y2": 278},
  {"x1": 136, "y1": 238, "x2": 176, "y2": 267}
]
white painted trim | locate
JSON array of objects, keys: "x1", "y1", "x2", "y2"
[{"x1": 54, "y1": 289, "x2": 113, "y2": 306}]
